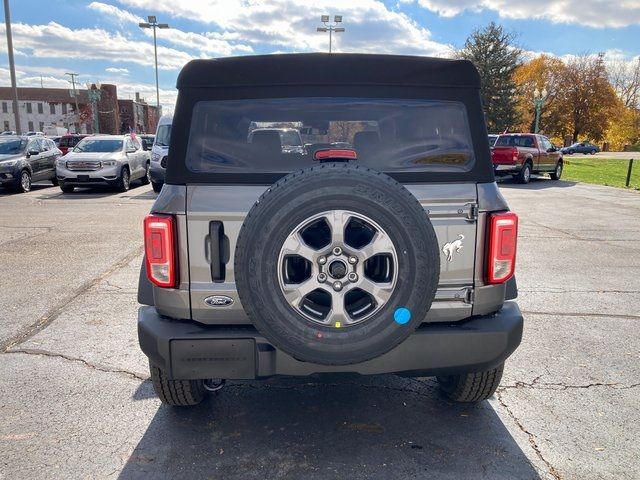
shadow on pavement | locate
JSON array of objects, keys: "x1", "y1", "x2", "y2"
[
  {"x1": 120, "y1": 375, "x2": 540, "y2": 480},
  {"x1": 35, "y1": 182, "x2": 151, "y2": 200},
  {"x1": 498, "y1": 175, "x2": 577, "y2": 190}
]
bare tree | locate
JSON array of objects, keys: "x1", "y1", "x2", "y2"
[{"x1": 608, "y1": 57, "x2": 640, "y2": 109}]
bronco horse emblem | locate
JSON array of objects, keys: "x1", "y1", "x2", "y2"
[{"x1": 442, "y1": 234, "x2": 464, "y2": 262}]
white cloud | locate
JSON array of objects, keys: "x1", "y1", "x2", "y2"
[
  {"x1": 0, "y1": 21, "x2": 193, "y2": 70},
  {"x1": 413, "y1": 0, "x2": 640, "y2": 28},
  {"x1": 88, "y1": 2, "x2": 253, "y2": 56},
  {"x1": 116, "y1": 0, "x2": 452, "y2": 56},
  {"x1": 88, "y1": 1, "x2": 144, "y2": 24},
  {"x1": 105, "y1": 67, "x2": 130, "y2": 74}
]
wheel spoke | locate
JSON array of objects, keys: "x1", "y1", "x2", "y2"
[
  {"x1": 281, "y1": 232, "x2": 319, "y2": 262},
  {"x1": 357, "y1": 232, "x2": 395, "y2": 261},
  {"x1": 282, "y1": 277, "x2": 321, "y2": 308},
  {"x1": 357, "y1": 278, "x2": 394, "y2": 306},
  {"x1": 327, "y1": 290, "x2": 349, "y2": 325},
  {"x1": 326, "y1": 210, "x2": 350, "y2": 246}
]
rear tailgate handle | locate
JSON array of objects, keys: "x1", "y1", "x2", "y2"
[{"x1": 207, "y1": 221, "x2": 229, "y2": 282}]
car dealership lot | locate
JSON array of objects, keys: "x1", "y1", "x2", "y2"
[{"x1": 0, "y1": 179, "x2": 638, "y2": 479}]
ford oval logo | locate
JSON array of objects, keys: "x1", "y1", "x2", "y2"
[{"x1": 204, "y1": 295, "x2": 234, "y2": 307}]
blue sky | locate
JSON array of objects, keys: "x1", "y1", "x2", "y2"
[{"x1": 1, "y1": 0, "x2": 638, "y2": 110}]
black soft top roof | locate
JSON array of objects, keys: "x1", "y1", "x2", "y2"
[{"x1": 177, "y1": 53, "x2": 480, "y2": 89}]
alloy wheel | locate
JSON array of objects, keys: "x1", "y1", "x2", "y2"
[{"x1": 277, "y1": 210, "x2": 398, "y2": 328}]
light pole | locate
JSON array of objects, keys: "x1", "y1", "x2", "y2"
[
  {"x1": 86, "y1": 82, "x2": 102, "y2": 134},
  {"x1": 533, "y1": 87, "x2": 548, "y2": 134},
  {"x1": 3, "y1": 0, "x2": 21, "y2": 134},
  {"x1": 139, "y1": 16, "x2": 169, "y2": 116},
  {"x1": 317, "y1": 15, "x2": 344, "y2": 53}
]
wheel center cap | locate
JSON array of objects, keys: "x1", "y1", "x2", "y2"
[{"x1": 328, "y1": 260, "x2": 347, "y2": 279}]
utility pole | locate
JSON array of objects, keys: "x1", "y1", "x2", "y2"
[
  {"x1": 139, "y1": 16, "x2": 169, "y2": 117},
  {"x1": 66, "y1": 72, "x2": 81, "y2": 132},
  {"x1": 3, "y1": 0, "x2": 21, "y2": 134}
]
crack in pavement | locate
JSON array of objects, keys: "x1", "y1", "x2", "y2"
[
  {"x1": 521, "y1": 310, "x2": 640, "y2": 320},
  {"x1": 0, "y1": 245, "x2": 144, "y2": 352},
  {"x1": 3, "y1": 348, "x2": 148, "y2": 381},
  {"x1": 495, "y1": 389, "x2": 562, "y2": 480},
  {"x1": 501, "y1": 380, "x2": 640, "y2": 391}
]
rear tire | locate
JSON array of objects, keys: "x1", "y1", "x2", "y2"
[
  {"x1": 149, "y1": 363, "x2": 207, "y2": 407},
  {"x1": 152, "y1": 181, "x2": 163, "y2": 193},
  {"x1": 517, "y1": 162, "x2": 532, "y2": 184},
  {"x1": 51, "y1": 177, "x2": 59, "y2": 186},
  {"x1": 437, "y1": 363, "x2": 504, "y2": 403},
  {"x1": 590, "y1": 149, "x2": 597, "y2": 155},
  {"x1": 550, "y1": 160, "x2": 563, "y2": 180}
]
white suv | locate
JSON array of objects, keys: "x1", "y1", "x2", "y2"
[{"x1": 56, "y1": 134, "x2": 151, "y2": 193}]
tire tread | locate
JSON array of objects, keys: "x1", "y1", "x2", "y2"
[{"x1": 149, "y1": 363, "x2": 206, "y2": 406}]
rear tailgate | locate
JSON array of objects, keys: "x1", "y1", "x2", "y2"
[
  {"x1": 186, "y1": 183, "x2": 478, "y2": 325},
  {"x1": 491, "y1": 146, "x2": 518, "y2": 166}
]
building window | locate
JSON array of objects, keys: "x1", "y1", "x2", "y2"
[
  {"x1": 26, "y1": 103, "x2": 32, "y2": 114},
  {"x1": 50, "y1": 103, "x2": 56, "y2": 114},
  {"x1": 37, "y1": 103, "x2": 43, "y2": 114},
  {"x1": 1, "y1": 102, "x2": 7, "y2": 113},
  {"x1": 28, "y1": 121, "x2": 34, "y2": 131},
  {"x1": 3, "y1": 121, "x2": 9, "y2": 131},
  {"x1": 62, "y1": 104, "x2": 67, "y2": 114},
  {"x1": 39, "y1": 121, "x2": 45, "y2": 132}
]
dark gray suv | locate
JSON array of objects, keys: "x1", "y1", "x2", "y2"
[{"x1": 137, "y1": 54, "x2": 523, "y2": 407}]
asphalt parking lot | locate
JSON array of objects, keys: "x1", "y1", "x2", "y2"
[{"x1": 0, "y1": 177, "x2": 638, "y2": 480}]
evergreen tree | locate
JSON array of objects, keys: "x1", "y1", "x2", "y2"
[{"x1": 458, "y1": 22, "x2": 522, "y2": 133}]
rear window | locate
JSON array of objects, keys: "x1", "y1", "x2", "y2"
[
  {"x1": 186, "y1": 98, "x2": 475, "y2": 174},
  {"x1": 496, "y1": 135, "x2": 535, "y2": 148}
]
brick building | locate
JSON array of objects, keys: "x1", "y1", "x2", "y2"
[
  {"x1": 0, "y1": 85, "x2": 160, "y2": 135},
  {"x1": 118, "y1": 92, "x2": 159, "y2": 134}
]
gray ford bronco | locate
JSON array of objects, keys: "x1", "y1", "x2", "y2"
[{"x1": 137, "y1": 54, "x2": 523, "y2": 407}]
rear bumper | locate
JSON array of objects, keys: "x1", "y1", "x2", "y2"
[
  {"x1": 138, "y1": 302, "x2": 524, "y2": 380},
  {"x1": 493, "y1": 164, "x2": 520, "y2": 175}
]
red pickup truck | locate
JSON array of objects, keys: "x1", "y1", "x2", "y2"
[{"x1": 491, "y1": 134, "x2": 563, "y2": 184}]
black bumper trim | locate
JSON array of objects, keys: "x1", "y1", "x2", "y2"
[{"x1": 138, "y1": 302, "x2": 523, "y2": 380}]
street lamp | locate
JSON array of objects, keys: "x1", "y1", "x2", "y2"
[
  {"x1": 533, "y1": 87, "x2": 548, "y2": 134},
  {"x1": 316, "y1": 15, "x2": 344, "y2": 53},
  {"x1": 86, "y1": 82, "x2": 102, "y2": 134},
  {"x1": 3, "y1": 0, "x2": 21, "y2": 134},
  {"x1": 139, "y1": 16, "x2": 169, "y2": 116}
]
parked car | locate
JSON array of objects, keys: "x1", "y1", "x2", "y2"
[
  {"x1": 248, "y1": 127, "x2": 306, "y2": 155},
  {"x1": 1, "y1": 130, "x2": 17, "y2": 136},
  {"x1": 150, "y1": 115, "x2": 172, "y2": 193},
  {"x1": 48, "y1": 136, "x2": 62, "y2": 147},
  {"x1": 491, "y1": 133, "x2": 563, "y2": 183},
  {"x1": 25, "y1": 131, "x2": 44, "y2": 136},
  {"x1": 56, "y1": 134, "x2": 150, "y2": 193},
  {"x1": 561, "y1": 141, "x2": 600, "y2": 155},
  {"x1": 58, "y1": 134, "x2": 88, "y2": 156},
  {"x1": 137, "y1": 54, "x2": 523, "y2": 407},
  {"x1": 0, "y1": 135, "x2": 61, "y2": 193},
  {"x1": 139, "y1": 134, "x2": 155, "y2": 152}
]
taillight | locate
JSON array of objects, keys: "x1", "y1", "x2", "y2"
[
  {"x1": 512, "y1": 148, "x2": 519, "y2": 162},
  {"x1": 487, "y1": 212, "x2": 518, "y2": 284},
  {"x1": 144, "y1": 214, "x2": 177, "y2": 288}
]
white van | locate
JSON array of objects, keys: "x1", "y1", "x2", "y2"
[{"x1": 150, "y1": 114, "x2": 172, "y2": 192}]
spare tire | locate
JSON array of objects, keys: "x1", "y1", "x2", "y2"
[{"x1": 235, "y1": 163, "x2": 440, "y2": 365}]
